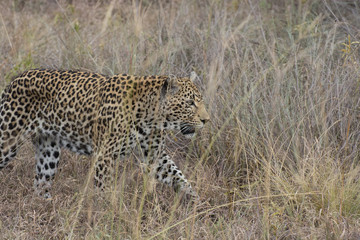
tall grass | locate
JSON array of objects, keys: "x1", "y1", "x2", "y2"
[{"x1": 1, "y1": 0, "x2": 360, "y2": 239}]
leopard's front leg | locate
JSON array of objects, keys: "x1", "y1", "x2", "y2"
[
  {"x1": 137, "y1": 129, "x2": 197, "y2": 199},
  {"x1": 93, "y1": 151, "x2": 115, "y2": 191},
  {"x1": 153, "y1": 151, "x2": 198, "y2": 199},
  {"x1": 93, "y1": 135, "x2": 128, "y2": 192}
]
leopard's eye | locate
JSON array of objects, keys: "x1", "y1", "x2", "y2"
[{"x1": 187, "y1": 99, "x2": 195, "y2": 106}]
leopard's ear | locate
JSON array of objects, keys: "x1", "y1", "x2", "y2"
[
  {"x1": 161, "y1": 76, "x2": 179, "y2": 101},
  {"x1": 190, "y1": 71, "x2": 198, "y2": 82}
]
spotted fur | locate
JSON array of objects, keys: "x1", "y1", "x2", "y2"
[{"x1": 0, "y1": 69, "x2": 210, "y2": 199}]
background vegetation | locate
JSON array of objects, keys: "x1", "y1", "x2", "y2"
[{"x1": 1, "y1": 0, "x2": 360, "y2": 239}]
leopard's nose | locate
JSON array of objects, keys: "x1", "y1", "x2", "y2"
[{"x1": 201, "y1": 119, "x2": 208, "y2": 125}]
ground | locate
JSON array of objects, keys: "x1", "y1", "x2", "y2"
[{"x1": 1, "y1": 0, "x2": 360, "y2": 239}]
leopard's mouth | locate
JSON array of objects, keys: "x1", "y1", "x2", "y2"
[{"x1": 180, "y1": 124, "x2": 196, "y2": 138}]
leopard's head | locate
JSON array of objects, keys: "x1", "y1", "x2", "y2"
[{"x1": 161, "y1": 72, "x2": 210, "y2": 138}]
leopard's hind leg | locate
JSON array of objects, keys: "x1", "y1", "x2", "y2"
[
  {"x1": 0, "y1": 99, "x2": 28, "y2": 170},
  {"x1": 33, "y1": 133, "x2": 61, "y2": 198}
]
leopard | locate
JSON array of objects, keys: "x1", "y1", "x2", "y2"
[{"x1": 0, "y1": 69, "x2": 210, "y2": 200}]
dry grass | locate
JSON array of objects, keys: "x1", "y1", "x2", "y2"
[{"x1": 1, "y1": 0, "x2": 360, "y2": 239}]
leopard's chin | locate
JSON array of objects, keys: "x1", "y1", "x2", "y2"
[
  {"x1": 180, "y1": 124, "x2": 196, "y2": 138},
  {"x1": 183, "y1": 132, "x2": 196, "y2": 139}
]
